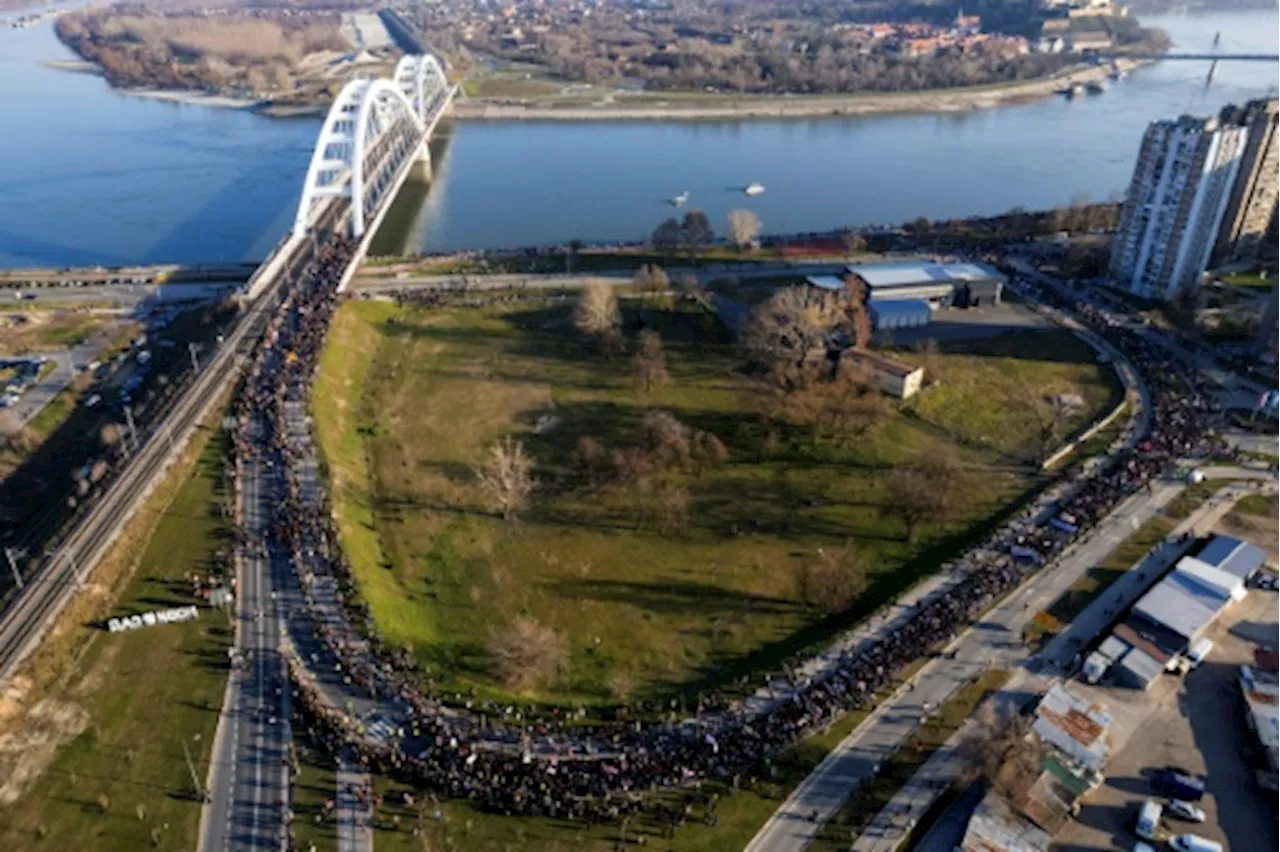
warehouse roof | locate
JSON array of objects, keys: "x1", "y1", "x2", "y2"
[
  {"x1": 805, "y1": 275, "x2": 846, "y2": 292},
  {"x1": 961, "y1": 790, "x2": 1052, "y2": 852},
  {"x1": 1117, "y1": 646, "x2": 1164, "y2": 687},
  {"x1": 1033, "y1": 683, "x2": 1112, "y2": 772},
  {"x1": 1133, "y1": 572, "x2": 1226, "y2": 641},
  {"x1": 847, "y1": 260, "x2": 1004, "y2": 289},
  {"x1": 1175, "y1": 556, "x2": 1246, "y2": 602},
  {"x1": 1197, "y1": 534, "x2": 1267, "y2": 582}
]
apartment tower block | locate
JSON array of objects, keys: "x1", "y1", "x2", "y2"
[{"x1": 1110, "y1": 113, "x2": 1248, "y2": 301}]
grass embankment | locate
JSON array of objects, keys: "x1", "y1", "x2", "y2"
[
  {"x1": 292, "y1": 664, "x2": 928, "y2": 852},
  {"x1": 1221, "y1": 271, "x2": 1274, "y2": 289},
  {"x1": 0, "y1": 414, "x2": 232, "y2": 849},
  {"x1": 896, "y1": 331, "x2": 1123, "y2": 464},
  {"x1": 1022, "y1": 481, "x2": 1225, "y2": 649},
  {"x1": 312, "y1": 299, "x2": 1112, "y2": 708},
  {"x1": 809, "y1": 668, "x2": 1011, "y2": 850}
]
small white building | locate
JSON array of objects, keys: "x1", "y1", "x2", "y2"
[{"x1": 841, "y1": 349, "x2": 925, "y2": 399}]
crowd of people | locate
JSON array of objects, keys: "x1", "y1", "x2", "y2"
[{"x1": 231, "y1": 236, "x2": 1226, "y2": 826}]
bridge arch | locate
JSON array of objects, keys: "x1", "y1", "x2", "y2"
[
  {"x1": 395, "y1": 53, "x2": 448, "y2": 120},
  {"x1": 293, "y1": 68, "x2": 442, "y2": 235}
]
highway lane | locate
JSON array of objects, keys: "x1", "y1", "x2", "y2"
[{"x1": 203, "y1": 422, "x2": 292, "y2": 851}]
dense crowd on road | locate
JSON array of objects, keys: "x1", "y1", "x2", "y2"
[{"x1": 230, "y1": 236, "x2": 1226, "y2": 825}]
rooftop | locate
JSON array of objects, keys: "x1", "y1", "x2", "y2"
[
  {"x1": 846, "y1": 259, "x2": 1005, "y2": 289},
  {"x1": 1033, "y1": 683, "x2": 1112, "y2": 772},
  {"x1": 1240, "y1": 665, "x2": 1279, "y2": 757},
  {"x1": 805, "y1": 274, "x2": 846, "y2": 292},
  {"x1": 1195, "y1": 534, "x2": 1267, "y2": 581},
  {"x1": 1174, "y1": 556, "x2": 1246, "y2": 602},
  {"x1": 961, "y1": 790, "x2": 1052, "y2": 852},
  {"x1": 1132, "y1": 572, "x2": 1228, "y2": 641}
]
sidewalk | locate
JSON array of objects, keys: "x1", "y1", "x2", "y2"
[
  {"x1": 849, "y1": 476, "x2": 1275, "y2": 852},
  {"x1": 744, "y1": 474, "x2": 1186, "y2": 852}
]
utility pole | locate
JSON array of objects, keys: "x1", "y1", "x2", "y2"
[
  {"x1": 4, "y1": 546, "x2": 25, "y2": 590},
  {"x1": 123, "y1": 405, "x2": 139, "y2": 455},
  {"x1": 188, "y1": 342, "x2": 200, "y2": 374}
]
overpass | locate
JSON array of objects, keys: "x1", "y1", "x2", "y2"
[{"x1": 0, "y1": 52, "x2": 454, "y2": 693}]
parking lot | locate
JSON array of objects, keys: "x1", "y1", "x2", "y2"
[{"x1": 1054, "y1": 589, "x2": 1279, "y2": 852}]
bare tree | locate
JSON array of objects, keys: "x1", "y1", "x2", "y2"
[
  {"x1": 574, "y1": 282, "x2": 622, "y2": 351},
  {"x1": 641, "y1": 409, "x2": 692, "y2": 470},
  {"x1": 744, "y1": 286, "x2": 840, "y2": 374},
  {"x1": 680, "y1": 210, "x2": 714, "y2": 254},
  {"x1": 1017, "y1": 384, "x2": 1078, "y2": 462},
  {"x1": 912, "y1": 338, "x2": 944, "y2": 384},
  {"x1": 651, "y1": 217, "x2": 684, "y2": 254},
  {"x1": 486, "y1": 615, "x2": 566, "y2": 692},
  {"x1": 727, "y1": 209, "x2": 762, "y2": 249},
  {"x1": 843, "y1": 231, "x2": 867, "y2": 258},
  {"x1": 2, "y1": 427, "x2": 39, "y2": 456},
  {"x1": 794, "y1": 539, "x2": 870, "y2": 613},
  {"x1": 886, "y1": 447, "x2": 969, "y2": 541},
  {"x1": 843, "y1": 275, "x2": 873, "y2": 350},
  {"x1": 961, "y1": 702, "x2": 1045, "y2": 801},
  {"x1": 633, "y1": 329, "x2": 671, "y2": 393},
  {"x1": 100, "y1": 422, "x2": 123, "y2": 449},
  {"x1": 676, "y1": 272, "x2": 701, "y2": 302},
  {"x1": 652, "y1": 481, "x2": 691, "y2": 532},
  {"x1": 573, "y1": 435, "x2": 609, "y2": 486},
  {"x1": 475, "y1": 436, "x2": 535, "y2": 521},
  {"x1": 692, "y1": 430, "x2": 729, "y2": 468}
]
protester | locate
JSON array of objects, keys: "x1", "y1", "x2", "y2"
[{"x1": 234, "y1": 237, "x2": 1224, "y2": 826}]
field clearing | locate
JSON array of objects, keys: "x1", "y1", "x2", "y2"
[
  {"x1": 895, "y1": 331, "x2": 1122, "y2": 464},
  {"x1": 0, "y1": 309, "x2": 115, "y2": 356},
  {"x1": 0, "y1": 420, "x2": 231, "y2": 850},
  {"x1": 313, "y1": 298, "x2": 1114, "y2": 707}
]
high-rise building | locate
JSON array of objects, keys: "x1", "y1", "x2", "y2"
[
  {"x1": 1110, "y1": 114, "x2": 1249, "y2": 301},
  {"x1": 1213, "y1": 98, "x2": 1279, "y2": 265}
]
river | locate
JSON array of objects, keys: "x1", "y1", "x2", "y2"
[{"x1": 0, "y1": 9, "x2": 1275, "y2": 268}]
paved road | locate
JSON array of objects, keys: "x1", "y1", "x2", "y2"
[
  {"x1": 336, "y1": 754, "x2": 374, "y2": 852},
  {"x1": 3, "y1": 282, "x2": 238, "y2": 308},
  {"x1": 852, "y1": 473, "x2": 1275, "y2": 852},
  {"x1": 745, "y1": 473, "x2": 1192, "y2": 852},
  {"x1": 202, "y1": 424, "x2": 292, "y2": 851}
]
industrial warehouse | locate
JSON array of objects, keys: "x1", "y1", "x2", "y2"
[{"x1": 806, "y1": 259, "x2": 1007, "y2": 332}]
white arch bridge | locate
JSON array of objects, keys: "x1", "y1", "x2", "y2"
[{"x1": 293, "y1": 53, "x2": 454, "y2": 243}]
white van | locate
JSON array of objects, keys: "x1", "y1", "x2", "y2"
[
  {"x1": 1187, "y1": 639, "x2": 1214, "y2": 669},
  {"x1": 1135, "y1": 799, "x2": 1162, "y2": 841},
  {"x1": 1169, "y1": 834, "x2": 1223, "y2": 852}
]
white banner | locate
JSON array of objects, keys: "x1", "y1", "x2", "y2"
[{"x1": 108, "y1": 605, "x2": 200, "y2": 634}]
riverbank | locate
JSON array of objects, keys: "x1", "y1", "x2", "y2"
[{"x1": 453, "y1": 59, "x2": 1148, "y2": 122}]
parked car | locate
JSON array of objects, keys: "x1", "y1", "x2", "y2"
[
  {"x1": 85, "y1": 394, "x2": 101, "y2": 409},
  {"x1": 1153, "y1": 769, "x2": 1206, "y2": 802},
  {"x1": 1167, "y1": 799, "x2": 1206, "y2": 822},
  {"x1": 1132, "y1": 842, "x2": 1156, "y2": 852},
  {"x1": 1135, "y1": 798, "x2": 1162, "y2": 841},
  {"x1": 1169, "y1": 834, "x2": 1222, "y2": 852}
]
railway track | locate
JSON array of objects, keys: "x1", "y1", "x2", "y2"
[{"x1": 0, "y1": 235, "x2": 314, "y2": 684}]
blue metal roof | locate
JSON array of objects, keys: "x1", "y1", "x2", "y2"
[
  {"x1": 869, "y1": 299, "x2": 932, "y2": 330},
  {"x1": 1197, "y1": 534, "x2": 1267, "y2": 581}
]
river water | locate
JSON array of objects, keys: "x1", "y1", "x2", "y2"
[{"x1": 0, "y1": 10, "x2": 1275, "y2": 268}]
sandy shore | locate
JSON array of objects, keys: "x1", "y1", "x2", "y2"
[
  {"x1": 453, "y1": 59, "x2": 1148, "y2": 122},
  {"x1": 118, "y1": 88, "x2": 260, "y2": 109}
]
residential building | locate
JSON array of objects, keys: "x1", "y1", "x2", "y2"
[
  {"x1": 1213, "y1": 98, "x2": 1279, "y2": 264},
  {"x1": 1110, "y1": 113, "x2": 1250, "y2": 300}
]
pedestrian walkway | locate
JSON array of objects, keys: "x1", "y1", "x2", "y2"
[
  {"x1": 745, "y1": 473, "x2": 1187, "y2": 852},
  {"x1": 336, "y1": 755, "x2": 374, "y2": 852},
  {"x1": 848, "y1": 475, "x2": 1275, "y2": 852}
]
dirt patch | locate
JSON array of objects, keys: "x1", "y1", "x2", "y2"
[
  {"x1": 69, "y1": 642, "x2": 120, "y2": 699},
  {"x1": 0, "y1": 697, "x2": 90, "y2": 805},
  {"x1": 1216, "y1": 503, "x2": 1278, "y2": 566}
]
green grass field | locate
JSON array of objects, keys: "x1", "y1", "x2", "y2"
[
  {"x1": 895, "y1": 331, "x2": 1122, "y2": 464},
  {"x1": 0, "y1": 425, "x2": 232, "y2": 850},
  {"x1": 312, "y1": 298, "x2": 1114, "y2": 708}
]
